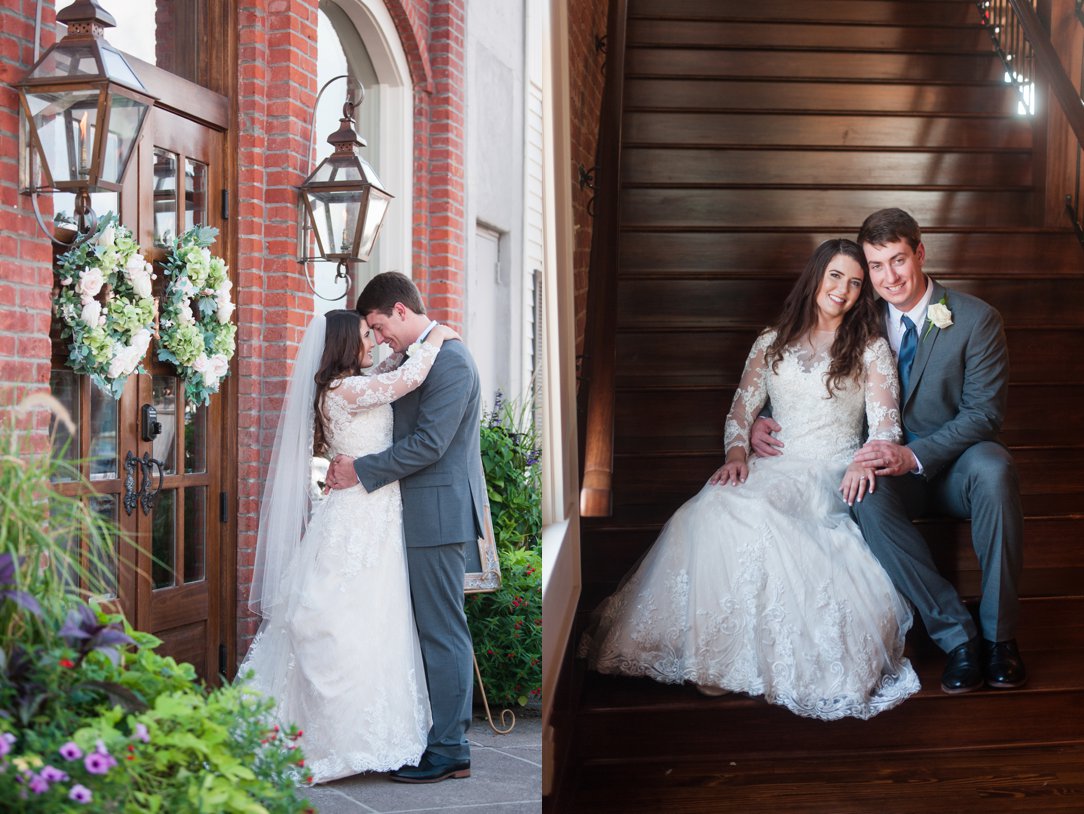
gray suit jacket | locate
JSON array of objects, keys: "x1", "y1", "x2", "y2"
[
  {"x1": 900, "y1": 279, "x2": 1010, "y2": 479},
  {"x1": 353, "y1": 340, "x2": 488, "y2": 548}
]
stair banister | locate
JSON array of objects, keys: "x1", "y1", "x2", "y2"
[{"x1": 578, "y1": 0, "x2": 628, "y2": 518}]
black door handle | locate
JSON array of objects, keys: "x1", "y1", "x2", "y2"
[{"x1": 138, "y1": 452, "x2": 165, "y2": 516}]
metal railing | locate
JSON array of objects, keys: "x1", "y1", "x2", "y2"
[{"x1": 977, "y1": 0, "x2": 1084, "y2": 242}]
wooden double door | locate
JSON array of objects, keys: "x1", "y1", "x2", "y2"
[{"x1": 51, "y1": 100, "x2": 230, "y2": 681}]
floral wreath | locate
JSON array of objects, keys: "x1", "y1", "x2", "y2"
[
  {"x1": 156, "y1": 225, "x2": 236, "y2": 406},
  {"x1": 54, "y1": 214, "x2": 158, "y2": 399}
]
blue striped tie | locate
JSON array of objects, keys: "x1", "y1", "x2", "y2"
[
  {"x1": 898, "y1": 315, "x2": 917, "y2": 442},
  {"x1": 898, "y1": 315, "x2": 917, "y2": 395}
]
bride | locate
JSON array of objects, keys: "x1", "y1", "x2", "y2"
[
  {"x1": 580, "y1": 239, "x2": 921, "y2": 720},
  {"x1": 240, "y1": 308, "x2": 456, "y2": 781}
]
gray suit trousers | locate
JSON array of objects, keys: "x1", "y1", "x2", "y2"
[
  {"x1": 407, "y1": 542, "x2": 473, "y2": 761},
  {"x1": 853, "y1": 441, "x2": 1023, "y2": 651}
]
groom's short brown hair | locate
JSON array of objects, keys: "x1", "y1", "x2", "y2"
[
  {"x1": 355, "y1": 271, "x2": 426, "y2": 317},
  {"x1": 857, "y1": 208, "x2": 922, "y2": 251}
]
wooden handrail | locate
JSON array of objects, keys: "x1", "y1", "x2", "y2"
[
  {"x1": 577, "y1": 0, "x2": 628, "y2": 518},
  {"x1": 1007, "y1": 0, "x2": 1084, "y2": 146}
]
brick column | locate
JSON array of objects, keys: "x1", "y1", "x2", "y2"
[
  {"x1": 0, "y1": 1, "x2": 55, "y2": 397},
  {"x1": 234, "y1": 0, "x2": 318, "y2": 649}
]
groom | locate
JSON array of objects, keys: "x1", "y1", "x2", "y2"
[
  {"x1": 325, "y1": 271, "x2": 487, "y2": 783},
  {"x1": 753, "y1": 208, "x2": 1026, "y2": 694}
]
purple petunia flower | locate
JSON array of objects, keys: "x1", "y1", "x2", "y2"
[
  {"x1": 133, "y1": 723, "x2": 150, "y2": 743},
  {"x1": 41, "y1": 765, "x2": 68, "y2": 783},
  {"x1": 28, "y1": 773, "x2": 49, "y2": 794},
  {"x1": 84, "y1": 751, "x2": 112, "y2": 775},
  {"x1": 59, "y1": 742, "x2": 83, "y2": 761},
  {"x1": 0, "y1": 733, "x2": 15, "y2": 757},
  {"x1": 69, "y1": 784, "x2": 93, "y2": 803}
]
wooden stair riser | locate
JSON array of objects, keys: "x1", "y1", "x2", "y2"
[
  {"x1": 627, "y1": 20, "x2": 995, "y2": 52},
  {"x1": 627, "y1": 49, "x2": 1006, "y2": 83},
  {"x1": 630, "y1": 0, "x2": 982, "y2": 26},
  {"x1": 622, "y1": 148, "x2": 1034, "y2": 188},
  {"x1": 623, "y1": 112, "x2": 1032, "y2": 150}
]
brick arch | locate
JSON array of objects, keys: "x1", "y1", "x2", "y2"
[{"x1": 381, "y1": 0, "x2": 432, "y2": 92}]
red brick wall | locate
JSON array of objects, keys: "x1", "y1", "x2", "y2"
[
  {"x1": 234, "y1": 0, "x2": 321, "y2": 647},
  {"x1": 383, "y1": 0, "x2": 468, "y2": 330},
  {"x1": 0, "y1": 0, "x2": 55, "y2": 398},
  {"x1": 567, "y1": 0, "x2": 608, "y2": 363}
]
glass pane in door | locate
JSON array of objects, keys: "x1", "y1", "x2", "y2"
[
  {"x1": 153, "y1": 148, "x2": 178, "y2": 247},
  {"x1": 152, "y1": 376, "x2": 178, "y2": 474},
  {"x1": 152, "y1": 489, "x2": 176, "y2": 589},
  {"x1": 184, "y1": 401, "x2": 206, "y2": 473},
  {"x1": 89, "y1": 387, "x2": 118, "y2": 481},
  {"x1": 185, "y1": 158, "x2": 208, "y2": 229},
  {"x1": 184, "y1": 488, "x2": 206, "y2": 583},
  {"x1": 49, "y1": 368, "x2": 80, "y2": 478},
  {"x1": 88, "y1": 494, "x2": 119, "y2": 599}
]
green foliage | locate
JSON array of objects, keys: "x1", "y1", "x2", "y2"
[
  {"x1": 479, "y1": 394, "x2": 541, "y2": 552},
  {"x1": 470, "y1": 395, "x2": 543, "y2": 707},
  {"x1": 466, "y1": 546, "x2": 542, "y2": 708},
  {"x1": 0, "y1": 399, "x2": 311, "y2": 813}
]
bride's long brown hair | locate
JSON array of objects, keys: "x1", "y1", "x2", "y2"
[
  {"x1": 765, "y1": 239, "x2": 884, "y2": 397},
  {"x1": 312, "y1": 309, "x2": 364, "y2": 456}
]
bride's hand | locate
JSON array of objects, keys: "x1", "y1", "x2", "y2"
[
  {"x1": 840, "y1": 462, "x2": 876, "y2": 506},
  {"x1": 709, "y1": 460, "x2": 748, "y2": 487},
  {"x1": 432, "y1": 324, "x2": 461, "y2": 344}
]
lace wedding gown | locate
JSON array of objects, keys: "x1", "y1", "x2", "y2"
[
  {"x1": 580, "y1": 332, "x2": 921, "y2": 720},
  {"x1": 241, "y1": 348, "x2": 440, "y2": 781}
]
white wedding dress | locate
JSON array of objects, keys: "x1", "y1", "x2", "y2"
[
  {"x1": 241, "y1": 349, "x2": 438, "y2": 782},
  {"x1": 580, "y1": 332, "x2": 921, "y2": 720}
]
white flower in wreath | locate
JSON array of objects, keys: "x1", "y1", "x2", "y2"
[
  {"x1": 215, "y1": 298, "x2": 235, "y2": 325},
  {"x1": 209, "y1": 353, "x2": 229, "y2": 381},
  {"x1": 80, "y1": 298, "x2": 102, "y2": 327},
  {"x1": 125, "y1": 254, "x2": 155, "y2": 299},
  {"x1": 191, "y1": 353, "x2": 220, "y2": 387},
  {"x1": 77, "y1": 266, "x2": 105, "y2": 299},
  {"x1": 927, "y1": 301, "x2": 953, "y2": 330},
  {"x1": 98, "y1": 223, "x2": 116, "y2": 248}
]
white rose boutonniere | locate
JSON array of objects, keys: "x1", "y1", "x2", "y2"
[
  {"x1": 406, "y1": 341, "x2": 423, "y2": 358},
  {"x1": 925, "y1": 296, "x2": 952, "y2": 337}
]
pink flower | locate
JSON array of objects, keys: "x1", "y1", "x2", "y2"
[
  {"x1": 41, "y1": 766, "x2": 68, "y2": 783},
  {"x1": 84, "y1": 751, "x2": 113, "y2": 775},
  {"x1": 69, "y1": 784, "x2": 93, "y2": 803},
  {"x1": 28, "y1": 774, "x2": 49, "y2": 795},
  {"x1": 0, "y1": 732, "x2": 15, "y2": 757},
  {"x1": 59, "y1": 742, "x2": 82, "y2": 761},
  {"x1": 133, "y1": 723, "x2": 150, "y2": 743}
]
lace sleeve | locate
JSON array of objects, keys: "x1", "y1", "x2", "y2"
[
  {"x1": 370, "y1": 350, "x2": 405, "y2": 375},
  {"x1": 724, "y1": 330, "x2": 773, "y2": 454},
  {"x1": 331, "y1": 343, "x2": 440, "y2": 412},
  {"x1": 864, "y1": 338, "x2": 902, "y2": 443}
]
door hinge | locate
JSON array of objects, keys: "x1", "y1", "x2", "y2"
[
  {"x1": 221, "y1": 188, "x2": 229, "y2": 220},
  {"x1": 218, "y1": 643, "x2": 227, "y2": 677},
  {"x1": 219, "y1": 490, "x2": 228, "y2": 524}
]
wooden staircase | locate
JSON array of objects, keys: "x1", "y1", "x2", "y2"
[{"x1": 558, "y1": 0, "x2": 1084, "y2": 810}]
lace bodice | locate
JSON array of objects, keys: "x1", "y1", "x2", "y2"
[
  {"x1": 725, "y1": 331, "x2": 901, "y2": 464},
  {"x1": 320, "y1": 343, "x2": 439, "y2": 458}
]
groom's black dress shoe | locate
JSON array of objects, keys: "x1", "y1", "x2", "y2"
[
  {"x1": 389, "y1": 752, "x2": 471, "y2": 784},
  {"x1": 940, "y1": 638, "x2": 983, "y2": 694},
  {"x1": 984, "y1": 639, "x2": 1027, "y2": 689}
]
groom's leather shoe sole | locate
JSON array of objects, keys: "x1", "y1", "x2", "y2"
[
  {"x1": 390, "y1": 756, "x2": 471, "y2": 784},
  {"x1": 940, "y1": 638, "x2": 983, "y2": 694},
  {"x1": 984, "y1": 639, "x2": 1027, "y2": 689}
]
